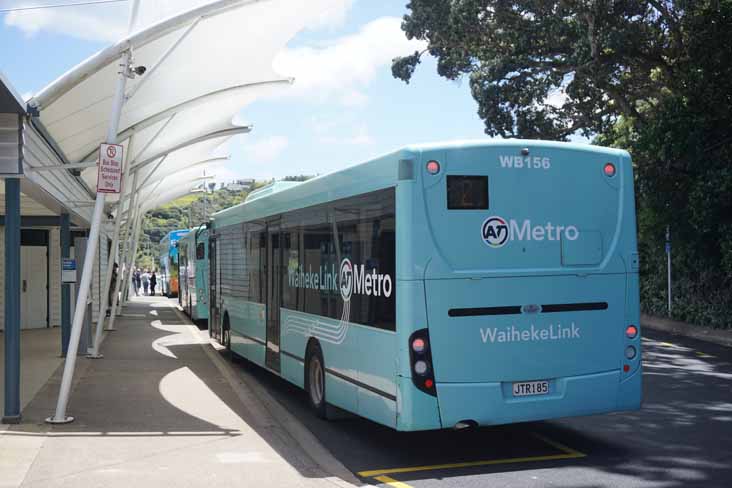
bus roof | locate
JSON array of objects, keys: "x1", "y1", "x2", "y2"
[
  {"x1": 159, "y1": 229, "x2": 189, "y2": 244},
  {"x1": 179, "y1": 225, "x2": 208, "y2": 243},
  {"x1": 402, "y1": 139, "x2": 628, "y2": 157},
  {"x1": 211, "y1": 139, "x2": 629, "y2": 228}
]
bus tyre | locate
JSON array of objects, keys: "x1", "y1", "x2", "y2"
[
  {"x1": 223, "y1": 315, "x2": 231, "y2": 352},
  {"x1": 306, "y1": 343, "x2": 327, "y2": 419}
]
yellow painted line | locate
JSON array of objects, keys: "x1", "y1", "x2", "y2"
[
  {"x1": 696, "y1": 351, "x2": 716, "y2": 358},
  {"x1": 532, "y1": 433, "x2": 587, "y2": 457},
  {"x1": 661, "y1": 342, "x2": 675, "y2": 347},
  {"x1": 358, "y1": 452, "x2": 584, "y2": 478},
  {"x1": 374, "y1": 475, "x2": 414, "y2": 488},
  {"x1": 358, "y1": 432, "x2": 586, "y2": 479}
]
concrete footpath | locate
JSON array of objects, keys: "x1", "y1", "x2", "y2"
[{"x1": 0, "y1": 297, "x2": 360, "y2": 488}]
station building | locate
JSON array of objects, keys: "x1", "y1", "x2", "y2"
[{"x1": 1, "y1": 73, "x2": 111, "y2": 420}]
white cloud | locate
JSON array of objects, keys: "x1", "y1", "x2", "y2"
[
  {"x1": 319, "y1": 125, "x2": 373, "y2": 146},
  {"x1": 3, "y1": 0, "x2": 353, "y2": 42},
  {"x1": 339, "y1": 89, "x2": 369, "y2": 108},
  {"x1": 4, "y1": 4, "x2": 128, "y2": 43},
  {"x1": 304, "y1": 0, "x2": 354, "y2": 30},
  {"x1": 311, "y1": 115, "x2": 373, "y2": 145},
  {"x1": 273, "y1": 16, "x2": 427, "y2": 106},
  {"x1": 242, "y1": 135, "x2": 289, "y2": 163}
]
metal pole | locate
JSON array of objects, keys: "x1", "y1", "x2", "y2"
[
  {"x1": 90, "y1": 137, "x2": 135, "y2": 353},
  {"x1": 47, "y1": 0, "x2": 140, "y2": 424},
  {"x1": 60, "y1": 213, "x2": 71, "y2": 356},
  {"x1": 666, "y1": 225, "x2": 672, "y2": 316},
  {"x1": 108, "y1": 169, "x2": 140, "y2": 329},
  {"x1": 124, "y1": 205, "x2": 145, "y2": 303},
  {"x1": 3, "y1": 178, "x2": 22, "y2": 424},
  {"x1": 118, "y1": 200, "x2": 140, "y2": 309},
  {"x1": 110, "y1": 201, "x2": 137, "y2": 312}
]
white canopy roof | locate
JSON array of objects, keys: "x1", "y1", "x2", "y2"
[{"x1": 27, "y1": 0, "x2": 337, "y2": 208}]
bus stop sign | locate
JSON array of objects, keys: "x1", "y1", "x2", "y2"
[
  {"x1": 97, "y1": 143, "x2": 123, "y2": 193},
  {"x1": 62, "y1": 258, "x2": 77, "y2": 283}
]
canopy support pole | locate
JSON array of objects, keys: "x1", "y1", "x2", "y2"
[
  {"x1": 114, "y1": 209, "x2": 134, "y2": 310},
  {"x1": 89, "y1": 134, "x2": 136, "y2": 355},
  {"x1": 124, "y1": 203, "x2": 148, "y2": 303},
  {"x1": 47, "y1": 0, "x2": 140, "y2": 424},
  {"x1": 119, "y1": 209, "x2": 140, "y2": 308},
  {"x1": 107, "y1": 168, "x2": 140, "y2": 330}
]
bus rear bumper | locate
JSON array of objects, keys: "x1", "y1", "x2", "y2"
[{"x1": 436, "y1": 369, "x2": 641, "y2": 428}]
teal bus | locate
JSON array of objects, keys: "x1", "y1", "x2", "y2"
[
  {"x1": 178, "y1": 226, "x2": 210, "y2": 322},
  {"x1": 159, "y1": 229, "x2": 189, "y2": 297},
  {"x1": 209, "y1": 140, "x2": 641, "y2": 431}
]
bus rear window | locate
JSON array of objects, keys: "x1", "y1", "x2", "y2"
[{"x1": 447, "y1": 175, "x2": 489, "y2": 210}]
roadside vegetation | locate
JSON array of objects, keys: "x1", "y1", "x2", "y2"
[
  {"x1": 393, "y1": 1, "x2": 732, "y2": 328},
  {"x1": 139, "y1": 176, "x2": 314, "y2": 270}
]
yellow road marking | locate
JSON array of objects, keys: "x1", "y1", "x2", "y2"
[
  {"x1": 661, "y1": 342, "x2": 675, "y2": 347},
  {"x1": 374, "y1": 475, "x2": 414, "y2": 488},
  {"x1": 696, "y1": 351, "x2": 715, "y2": 358},
  {"x1": 358, "y1": 452, "x2": 585, "y2": 478},
  {"x1": 532, "y1": 433, "x2": 586, "y2": 457},
  {"x1": 358, "y1": 432, "x2": 586, "y2": 479}
]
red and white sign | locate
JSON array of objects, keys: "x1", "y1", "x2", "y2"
[{"x1": 97, "y1": 143, "x2": 124, "y2": 194}]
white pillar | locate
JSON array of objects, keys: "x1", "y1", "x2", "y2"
[
  {"x1": 123, "y1": 207, "x2": 145, "y2": 304},
  {"x1": 107, "y1": 169, "x2": 140, "y2": 330},
  {"x1": 90, "y1": 137, "x2": 136, "y2": 355},
  {"x1": 47, "y1": 0, "x2": 141, "y2": 424}
]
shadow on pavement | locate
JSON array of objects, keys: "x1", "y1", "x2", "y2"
[
  {"x1": 224, "y1": 330, "x2": 732, "y2": 488},
  {"x1": 8, "y1": 299, "x2": 342, "y2": 485},
  {"x1": 11, "y1": 301, "x2": 731, "y2": 488}
]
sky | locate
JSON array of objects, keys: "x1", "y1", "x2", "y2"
[{"x1": 1, "y1": 0, "x2": 492, "y2": 183}]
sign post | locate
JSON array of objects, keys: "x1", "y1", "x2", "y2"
[
  {"x1": 47, "y1": 0, "x2": 140, "y2": 424},
  {"x1": 666, "y1": 225, "x2": 672, "y2": 317}
]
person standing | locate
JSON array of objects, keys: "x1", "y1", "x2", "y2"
[
  {"x1": 150, "y1": 271, "x2": 157, "y2": 296},
  {"x1": 141, "y1": 269, "x2": 150, "y2": 296},
  {"x1": 133, "y1": 268, "x2": 141, "y2": 296}
]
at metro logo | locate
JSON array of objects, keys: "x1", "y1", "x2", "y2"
[
  {"x1": 481, "y1": 215, "x2": 580, "y2": 248},
  {"x1": 481, "y1": 217, "x2": 509, "y2": 248}
]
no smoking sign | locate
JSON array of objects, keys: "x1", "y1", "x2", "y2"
[{"x1": 97, "y1": 143, "x2": 124, "y2": 194}]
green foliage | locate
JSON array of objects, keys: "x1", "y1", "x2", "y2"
[
  {"x1": 396, "y1": 1, "x2": 732, "y2": 327},
  {"x1": 137, "y1": 188, "x2": 251, "y2": 267},
  {"x1": 138, "y1": 177, "x2": 311, "y2": 268}
]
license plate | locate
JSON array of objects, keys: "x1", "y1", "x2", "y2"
[{"x1": 512, "y1": 380, "x2": 549, "y2": 397}]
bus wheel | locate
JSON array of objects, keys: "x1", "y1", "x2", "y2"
[
  {"x1": 305, "y1": 343, "x2": 327, "y2": 419},
  {"x1": 223, "y1": 314, "x2": 231, "y2": 351}
]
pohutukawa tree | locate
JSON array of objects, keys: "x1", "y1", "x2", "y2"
[
  {"x1": 392, "y1": 1, "x2": 720, "y2": 140},
  {"x1": 393, "y1": 1, "x2": 732, "y2": 327}
]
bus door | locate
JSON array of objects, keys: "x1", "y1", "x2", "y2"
[
  {"x1": 266, "y1": 220, "x2": 282, "y2": 372},
  {"x1": 209, "y1": 237, "x2": 221, "y2": 342}
]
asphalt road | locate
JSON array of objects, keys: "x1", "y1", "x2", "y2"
[{"x1": 222, "y1": 329, "x2": 732, "y2": 488}]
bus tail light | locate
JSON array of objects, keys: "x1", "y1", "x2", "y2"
[
  {"x1": 426, "y1": 160, "x2": 441, "y2": 175},
  {"x1": 409, "y1": 329, "x2": 436, "y2": 397},
  {"x1": 623, "y1": 324, "x2": 639, "y2": 373},
  {"x1": 604, "y1": 162, "x2": 616, "y2": 177},
  {"x1": 412, "y1": 337, "x2": 426, "y2": 353}
]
